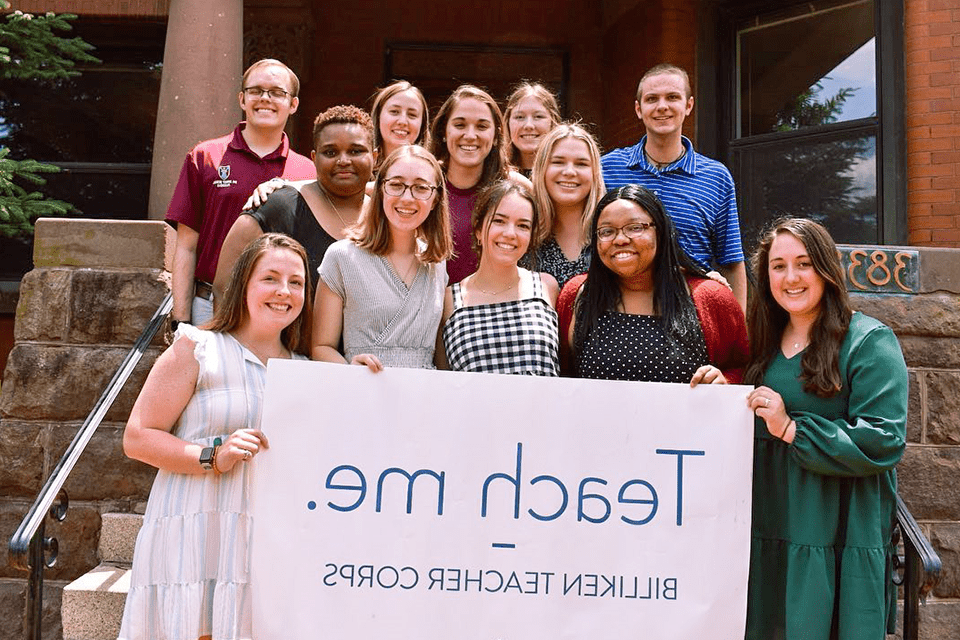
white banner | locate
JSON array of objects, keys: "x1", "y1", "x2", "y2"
[{"x1": 251, "y1": 360, "x2": 754, "y2": 639}]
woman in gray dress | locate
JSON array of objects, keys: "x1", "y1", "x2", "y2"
[{"x1": 313, "y1": 145, "x2": 454, "y2": 371}]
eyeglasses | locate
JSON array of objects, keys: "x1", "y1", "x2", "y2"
[
  {"x1": 242, "y1": 86, "x2": 292, "y2": 100},
  {"x1": 382, "y1": 180, "x2": 438, "y2": 201},
  {"x1": 597, "y1": 222, "x2": 655, "y2": 242}
]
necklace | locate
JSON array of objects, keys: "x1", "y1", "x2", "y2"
[
  {"x1": 645, "y1": 147, "x2": 686, "y2": 169},
  {"x1": 316, "y1": 184, "x2": 347, "y2": 227},
  {"x1": 388, "y1": 254, "x2": 418, "y2": 285},
  {"x1": 473, "y1": 275, "x2": 520, "y2": 296}
]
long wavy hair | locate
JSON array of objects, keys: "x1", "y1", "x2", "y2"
[
  {"x1": 348, "y1": 145, "x2": 453, "y2": 264},
  {"x1": 428, "y1": 85, "x2": 508, "y2": 189},
  {"x1": 206, "y1": 233, "x2": 313, "y2": 356},
  {"x1": 530, "y1": 123, "x2": 605, "y2": 245},
  {"x1": 744, "y1": 217, "x2": 852, "y2": 397},
  {"x1": 572, "y1": 185, "x2": 706, "y2": 368}
]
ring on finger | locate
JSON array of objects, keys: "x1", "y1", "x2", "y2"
[
  {"x1": 243, "y1": 450, "x2": 252, "y2": 460},
  {"x1": 764, "y1": 397, "x2": 770, "y2": 408}
]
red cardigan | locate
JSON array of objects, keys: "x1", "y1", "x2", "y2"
[{"x1": 556, "y1": 274, "x2": 750, "y2": 383}]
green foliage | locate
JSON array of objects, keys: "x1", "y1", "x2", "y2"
[
  {"x1": 774, "y1": 81, "x2": 857, "y2": 132},
  {"x1": 0, "y1": 0, "x2": 99, "y2": 237}
]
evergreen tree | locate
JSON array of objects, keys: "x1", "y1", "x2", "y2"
[{"x1": 0, "y1": 0, "x2": 98, "y2": 238}]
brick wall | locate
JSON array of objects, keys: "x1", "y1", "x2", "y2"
[
  {"x1": 11, "y1": 0, "x2": 169, "y2": 16},
  {"x1": 905, "y1": 0, "x2": 960, "y2": 247}
]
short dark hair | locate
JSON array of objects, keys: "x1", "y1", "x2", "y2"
[{"x1": 312, "y1": 105, "x2": 374, "y2": 149}]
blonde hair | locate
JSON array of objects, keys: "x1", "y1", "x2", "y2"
[
  {"x1": 530, "y1": 123, "x2": 605, "y2": 245},
  {"x1": 348, "y1": 145, "x2": 453, "y2": 263},
  {"x1": 241, "y1": 58, "x2": 299, "y2": 97},
  {"x1": 370, "y1": 81, "x2": 430, "y2": 155}
]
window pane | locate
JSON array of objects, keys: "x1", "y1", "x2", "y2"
[
  {"x1": 41, "y1": 171, "x2": 151, "y2": 220},
  {"x1": 734, "y1": 130, "x2": 878, "y2": 250},
  {"x1": 738, "y1": 0, "x2": 875, "y2": 136}
]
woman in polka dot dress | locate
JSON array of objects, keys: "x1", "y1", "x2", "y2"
[{"x1": 557, "y1": 185, "x2": 748, "y2": 384}]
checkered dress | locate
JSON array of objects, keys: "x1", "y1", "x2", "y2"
[{"x1": 442, "y1": 272, "x2": 559, "y2": 376}]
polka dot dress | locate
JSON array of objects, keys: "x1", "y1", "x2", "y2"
[{"x1": 577, "y1": 313, "x2": 709, "y2": 383}]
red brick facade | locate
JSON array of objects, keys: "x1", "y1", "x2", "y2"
[{"x1": 905, "y1": 0, "x2": 960, "y2": 246}]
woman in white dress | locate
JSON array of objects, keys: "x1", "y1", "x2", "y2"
[{"x1": 118, "y1": 233, "x2": 312, "y2": 640}]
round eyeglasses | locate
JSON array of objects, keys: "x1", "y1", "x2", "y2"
[
  {"x1": 382, "y1": 180, "x2": 439, "y2": 201},
  {"x1": 597, "y1": 222, "x2": 655, "y2": 242}
]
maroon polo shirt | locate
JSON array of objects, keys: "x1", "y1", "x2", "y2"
[{"x1": 165, "y1": 122, "x2": 316, "y2": 283}]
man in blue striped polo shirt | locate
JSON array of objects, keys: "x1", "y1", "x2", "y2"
[{"x1": 601, "y1": 63, "x2": 746, "y2": 312}]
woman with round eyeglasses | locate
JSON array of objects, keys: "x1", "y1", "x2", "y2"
[
  {"x1": 557, "y1": 184, "x2": 748, "y2": 384},
  {"x1": 743, "y1": 218, "x2": 907, "y2": 640},
  {"x1": 503, "y1": 82, "x2": 561, "y2": 177},
  {"x1": 436, "y1": 179, "x2": 559, "y2": 376},
  {"x1": 314, "y1": 145, "x2": 453, "y2": 371}
]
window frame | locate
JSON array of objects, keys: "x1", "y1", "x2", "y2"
[{"x1": 712, "y1": 0, "x2": 905, "y2": 245}]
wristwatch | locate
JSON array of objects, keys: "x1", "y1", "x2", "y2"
[{"x1": 200, "y1": 445, "x2": 216, "y2": 471}]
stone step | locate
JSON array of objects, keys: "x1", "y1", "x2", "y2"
[
  {"x1": 98, "y1": 512, "x2": 143, "y2": 565},
  {"x1": 61, "y1": 563, "x2": 129, "y2": 640}
]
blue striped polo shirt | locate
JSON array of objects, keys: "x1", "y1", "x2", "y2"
[{"x1": 601, "y1": 135, "x2": 744, "y2": 269}]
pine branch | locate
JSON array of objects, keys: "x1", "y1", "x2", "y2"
[{"x1": 0, "y1": 1, "x2": 99, "y2": 82}]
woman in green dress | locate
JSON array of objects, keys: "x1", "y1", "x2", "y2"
[{"x1": 744, "y1": 218, "x2": 907, "y2": 640}]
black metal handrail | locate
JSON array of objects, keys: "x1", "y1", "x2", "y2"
[
  {"x1": 894, "y1": 493, "x2": 943, "y2": 639},
  {"x1": 7, "y1": 292, "x2": 171, "y2": 640}
]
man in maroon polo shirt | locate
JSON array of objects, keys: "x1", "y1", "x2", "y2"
[{"x1": 165, "y1": 58, "x2": 316, "y2": 327}]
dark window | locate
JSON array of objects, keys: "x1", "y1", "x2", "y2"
[
  {"x1": 0, "y1": 18, "x2": 165, "y2": 280},
  {"x1": 722, "y1": 0, "x2": 904, "y2": 252}
]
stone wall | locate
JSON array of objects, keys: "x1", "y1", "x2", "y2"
[
  {"x1": 0, "y1": 219, "x2": 174, "y2": 640},
  {"x1": 845, "y1": 246, "x2": 960, "y2": 639}
]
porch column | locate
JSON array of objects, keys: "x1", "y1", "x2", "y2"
[{"x1": 147, "y1": 0, "x2": 243, "y2": 219}]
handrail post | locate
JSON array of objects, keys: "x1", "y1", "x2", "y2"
[{"x1": 25, "y1": 523, "x2": 44, "y2": 640}]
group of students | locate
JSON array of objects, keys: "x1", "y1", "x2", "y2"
[{"x1": 118, "y1": 69, "x2": 909, "y2": 640}]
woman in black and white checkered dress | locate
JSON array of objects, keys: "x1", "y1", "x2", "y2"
[{"x1": 436, "y1": 180, "x2": 560, "y2": 376}]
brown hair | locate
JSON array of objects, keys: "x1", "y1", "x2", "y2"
[
  {"x1": 241, "y1": 58, "x2": 300, "y2": 97},
  {"x1": 428, "y1": 85, "x2": 508, "y2": 189},
  {"x1": 348, "y1": 145, "x2": 453, "y2": 263},
  {"x1": 312, "y1": 104, "x2": 374, "y2": 149},
  {"x1": 503, "y1": 82, "x2": 561, "y2": 168},
  {"x1": 370, "y1": 81, "x2": 430, "y2": 154},
  {"x1": 530, "y1": 123, "x2": 605, "y2": 245},
  {"x1": 636, "y1": 63, "x2": 691, "y2": 101},
  {"x1": 744, "y1": 218, "x2": 852, "y2": 397},
  {"x1": 471, "y1": 179, "x2": 542, "y2": 261},
  {"x1": 206, "y1": 233, "x2": 313, "y2": 356}
]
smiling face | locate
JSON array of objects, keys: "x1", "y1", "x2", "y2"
[
  {"x1": 312, "y1": 122, "x2": 374, "y2": 197},
  {"x1": 477, "y1": 192, "x2": 535, "y2": 266},
  {"x1": 379, "y1": 88, "x2": 424, "y2": 155},
  {"x1": 767, "y1": 231, "x2": 825, "y2": 323},
  {"x1": 596, "y1": 199, "x2": 658, "y2": 280},
  {"x1": 544, "y1": 137, "x2": 593, "y2": 210},
  {"x1": 238, "y1": 64, "x2": 299, "y2": 131},
  {"x1": 508, "y1": 94, "x2": 554, "y2": 164},
  {"x1": 245, "y1": 247, "x2": 306, "y2": 331},
  {"x1": 634, "y1": 71, "x2": 693, "y2": 141},
  {"x1": 380, "y1": 155, "x2": 439, "y2": 235},
  {"x1": 445, "y1": 97, "x2": 496, "y2": 172}
]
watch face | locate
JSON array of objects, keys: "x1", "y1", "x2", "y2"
[{"x1": 200, "y1": 446, "x2": 216, "y2": 468}]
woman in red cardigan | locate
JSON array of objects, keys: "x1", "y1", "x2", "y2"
[{"x1": 557, "y1": 184, "x2": 748, "y2": 384}]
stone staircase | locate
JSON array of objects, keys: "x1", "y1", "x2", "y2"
[{"x1": 61, "y1": 513, "x2": 142, "y2": 640}]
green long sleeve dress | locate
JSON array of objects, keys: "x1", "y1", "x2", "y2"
[{"x1": 746, "y1": 312, "x2": 908, "y2": 640}]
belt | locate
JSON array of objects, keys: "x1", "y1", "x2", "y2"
[{"x1": 195, "y1": 280, "x2": 214, "y2": 301}]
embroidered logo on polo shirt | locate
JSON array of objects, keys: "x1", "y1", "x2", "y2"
[{"x1": 213, "y1": 164, "x2": 237, "y2": 189}]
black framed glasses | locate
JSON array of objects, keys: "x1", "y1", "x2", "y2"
[
  {"x1": 242, "y1": 86, "x2": 292, "y2": 100},
  {"x1": 597, "y1": 222, "x2": 655, "y2": 242},
  {"x1": 382, "y1": 180, "x2": 438, "y2": 201}
]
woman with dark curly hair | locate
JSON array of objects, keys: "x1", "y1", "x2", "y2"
[{"x1": 744, "y1": 217, "x2": 907, "y2": 640}]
